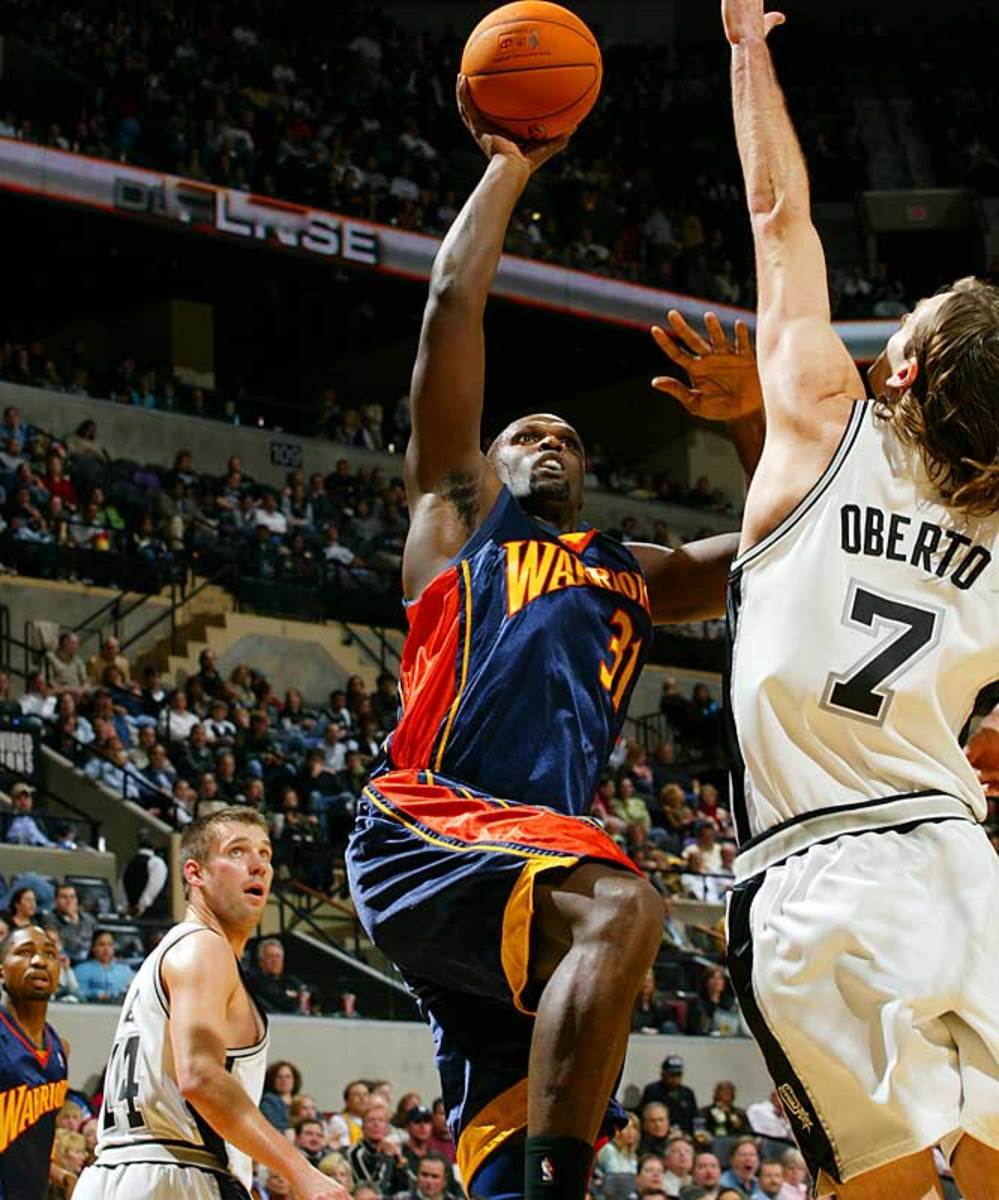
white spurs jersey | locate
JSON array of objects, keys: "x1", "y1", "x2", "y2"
[
  {"x1": 728, "y1": 401, "x2": 998, "y2": 861},
  {"x1": 91, "y1": 922, "x2": 268, "y2": 1190}
]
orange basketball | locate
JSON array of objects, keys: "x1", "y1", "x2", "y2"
[{"x1": 461, "y1": 2, "x2": 602, "y2": 142}]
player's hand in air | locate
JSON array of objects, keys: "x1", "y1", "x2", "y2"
[
  {"x1": 721, "y1": 0, "x2": 786, "y2": 45},
  {"x1": 457, "y1": 75, "x2": 572, "y2": 175},
  {"x1": 966, "y1": 711, "x2": 999, "y2": 797},
  {"x1": 651, "y1": 311, "x2": 764, "y2": 421}
]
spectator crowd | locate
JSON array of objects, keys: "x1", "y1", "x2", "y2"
[{"x1": 0, "y1": 0, "x2": 936, "y2": 318}]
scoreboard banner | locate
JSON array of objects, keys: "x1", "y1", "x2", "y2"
[{"x1": 0, "y1": 136, "x2": 894, "y2": 359}]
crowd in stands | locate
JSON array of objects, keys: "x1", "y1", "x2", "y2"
[
  {"x1": 0, "y1": 0, "x2": 941, "y2": 317},
  {"x1": 0, "y1": 400, "x2": 736, "y2": 609},
  {"x1": 38, "y1": 1051, "x2": 818, "y2": 1199}
]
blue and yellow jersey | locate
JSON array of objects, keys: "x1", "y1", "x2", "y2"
[
  {"x1": 382, "y1": 486, "x2": 653, "y2": 812},
  {"x1": 0, "y1": 1008, "x2": 68, "y2": 1200}
]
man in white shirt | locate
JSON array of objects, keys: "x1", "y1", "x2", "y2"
[
  {"x1": 20, "y1": 671, "x2": 56, "y2": 721},
  {"x1": 746, "y1": 1091, "x2": 792, "y2": 1141},
  {"x1": 252, "y1": 492, "x2": 288, "y2": 535}
]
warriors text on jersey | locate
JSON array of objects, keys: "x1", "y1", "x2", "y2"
[
  {"x1": 0, "y1": 1007, "x2": 68, "y2": 1200},
  {"x1": 89, "y1": 922, "x2": 267, "y2": 1192},
  {"x1": 728, "y1": 399, "x2": 997, "y2": 867},
  {"x1": 381, "y1": 484, "x2": 654, "y2": 811}
]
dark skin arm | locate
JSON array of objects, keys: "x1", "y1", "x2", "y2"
[
  {"x1": 403, "y1": 79, "x2": 570, "y2": 600},
  {"x1": 630, "y1": 312, "x2": 766, "y2": 622}
]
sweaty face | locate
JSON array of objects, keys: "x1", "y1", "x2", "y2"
[
  {"x1": 1, "y1": 927, "x2": 61, "y2": 1001},
  {"x1": 488, "y1": 416, "x2": 585, "y2": 516},
  {"x1": 192, "y1": 824, "x2": 273, "y2": 931}
]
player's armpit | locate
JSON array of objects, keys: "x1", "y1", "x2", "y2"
[{"x1": 629, "y1": 535, "x2": 740, "y2": 624}]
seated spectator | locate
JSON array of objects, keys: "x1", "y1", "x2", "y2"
[
  {"x1": 158, "y1": 690, "x2": 200, "y2": 742},
  {"x1": 745, "y1": 1090, "x2": 792, "y2": 1141},
  {"x1": 174, "y1": 722, "x2": 215, "y2": 782},
  {"x1": 127, "y1": 723, "x2": 158, "y2": 770},
  {"x1": 687, "y1": 967, "x2": 742, "y2": 1037},
  {"x1": 686, "y1": 820, "x2": 723, "y2": 873},
  {"x1": 778, "y1": 1149, "x2": 808, "y2": 1200},
  {"x1": 659, "y1": 785, "x2": 695, "y2": 846},
  {"x1": 20, "y1": 670, "x2": 57, "y2": 721},
  {"x1": 719, "y1": 1138, "x2": 764, "y2": 1199},
  {"x1": 53, "y1": 1128, "x2": 88, "y2": 1190},
  {"x1": 595, "y1": 1111, "x2": 640, "y2": 1176},
  {"x1": 48, "y1": 927, "x2": 82, "y2": 1003},
  {"x1": 641, "y1": 1056, "x2": 698, "y2": 1137},
  {"x1": 260, "y1": 1060, "x2": 303, "y2": 1133},
  {"x1": 75, "y1": 929, "x2": 135, "y2": 1002},
  {"x1": 46, "y1": 631, "x2": 89, "y2": 697},
  {"x1": 48, "y1": 882, "x2": 96, "y2": 964},
  {"x1": 638, "y1": 1105, "x2": 671, "y2": 1158},
  {"x1": 632, "y1": 970, "x2": 673, "y2": 1034},
  {"x1": 664, "y1": 1136, "x2": 694, "y2": 1197},
  {"x1": 347, "y1": 1104, "x2": 409, "y2": 1195},
  {"x1": 84, "y1": 739, "x2": 145, "y2": 799},
  {"x1": 141, "y1": 667, "x2": 169, "y2": 717},
  {"x1": 636, "y1": 1154, "x2": 666, "y2": 1196},
  {"x1": 86, "y1": 636, "x2": 130, "y2": 686},
  {"x1": 295, "y1": 1117, "x2": 328, "y2": 1167},
  {"x1": 40, "y1": 452, "x2": 79, "y2": 510},
  {"x1": 400, "y1": 1108, "x2": 458, "y2": 1195},
  {"x1": 680, "y1": 1151, "x2": 722, "y2": 1200},
  {"x1": 6, "y1": 784, "x2": 53, "y2": 847},
  {"x1": 700, "y1": 1081, "x2": 750, "y2": 1140},
  {"x1": 5, "y1": 883, "x2": 45, "y2": 928},
  {"x1": 247, "y1": 937, "x2": 308, "y2": 1014},
  {"x1": 756, "y1": 1160, "x2": 788, "y2": 1200},
  {"x1": 396, "y1": 1152, "x2": 450, "y2": 1200},
  {"x1": 327, "y1": 1079, "x2": 370, "y2": 1149},
  {"x1": 427, "y1": 1099, "x2": 453, "y2": 1165}
]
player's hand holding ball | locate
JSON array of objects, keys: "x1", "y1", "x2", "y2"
[{"x1": 456, "y1": 75, "x2": 570, "y2": 176}]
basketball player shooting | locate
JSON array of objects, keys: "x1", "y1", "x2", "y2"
[
  {"x1": 346, "y1": 76, "x2": 766, "y2": 1200},
  {"x1": 721, "y1": 1, "x2": 999, "y2": 1197},
  {"x1": 76, "y1": 810, "x2": 345, "y2": 1200}
]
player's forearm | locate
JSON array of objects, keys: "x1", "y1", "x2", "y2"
[
  {"x1": 730, "y1": 36, "x2": 809, "y2": 222},
  {"x1": 180, "y1": 1065, "x2": 312, "y2": 1184},
  {"x1": 429, "y1": 155, "x2": 529, "y2": 312}
]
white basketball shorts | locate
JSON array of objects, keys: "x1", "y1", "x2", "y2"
[
  {"x1": 727, "y1": 817, "x2": 999, "y2": 1184},
  {"x1": 74, "y1": 1161, "x2": 251, "y2": 1199}
]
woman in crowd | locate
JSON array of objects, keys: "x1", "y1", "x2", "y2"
[
  {"x1": 6, "y1": 885, "x2": 42, "y2": 929},
  {"x1": 319, "y1": 1152, "x2": 355, "y2": 1192},
  {"x1": 594, "y1": 1112, "x2": 640, "y2": 1176},
  {"x1": 259, "y1": 1060, "x2": 303, "y2": 1135},
  {"x1": 686, "y1": 966, "x2": 742, "y2": 1037},
  {"x1": 700, "y1": 1081, "x2": 750, "y2": 1138},
  {"x1": 631, "y1": 969, "x2": 673, "y2": 1034}
]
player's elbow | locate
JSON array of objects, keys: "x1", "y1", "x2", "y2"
[{"x1": 176, "y1": 1060, "x2": 217, "y2": 1103}]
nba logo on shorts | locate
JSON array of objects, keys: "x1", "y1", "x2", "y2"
[{"x1": 540, "y1": 1156, "x2": 555, "y2": 1183}]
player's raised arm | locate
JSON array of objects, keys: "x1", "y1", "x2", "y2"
[
  {"x1": 724, "y1": 0, "x2": 864, "y2": 435},
  {"x1": 163, "y1": 934, "x2": 344, "y2": 1200},
  {"x1": 402, "y1": 79, "x2": 570, "y2": 596}
]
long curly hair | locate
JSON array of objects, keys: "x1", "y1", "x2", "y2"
[{"x1": 874, "y1": 277, "x2": 999, "y2": 517}]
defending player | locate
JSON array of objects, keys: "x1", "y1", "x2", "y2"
[
  {"x1": 346, "y1": 79, "x2": 765, "y2": 1200},
  {"x1": 721, "y1": 2, "x2": 999, "y2": 1197},
  {"x1": 0, "y1": 925, "x2": 74, "y2": 1199},
  {"x1": 75, "y1": 809, "x2": 344, "y2": 1200}
]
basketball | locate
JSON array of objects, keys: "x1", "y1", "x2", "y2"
[{"x1": 461, "y1": 2, "x2": 602, "y2": 142}]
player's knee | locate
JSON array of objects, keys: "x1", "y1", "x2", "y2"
[{"x1": 588, "y1": 872, "x2": 662, "y2": 964}]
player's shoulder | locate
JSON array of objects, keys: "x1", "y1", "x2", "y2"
[{"x1": 160, "y1": 924, "x2": 237, "y2": 989}]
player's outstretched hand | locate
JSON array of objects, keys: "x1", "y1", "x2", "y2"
[
  {"x1": 292, "y1": 1164, "x2": 353, "y2": 1200},
  {"x1": 457, "y1": 75, "x2": 571, "y2": 174},
  {"x1": 651, "y1": 311, "x2": 764, "y2": 421},
  {"x1": 722, "y1": 0, "x2": 786, "y2": 45},
  {"x1": 966, "y1": 717, "x2": 999, "y2": 797}
]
